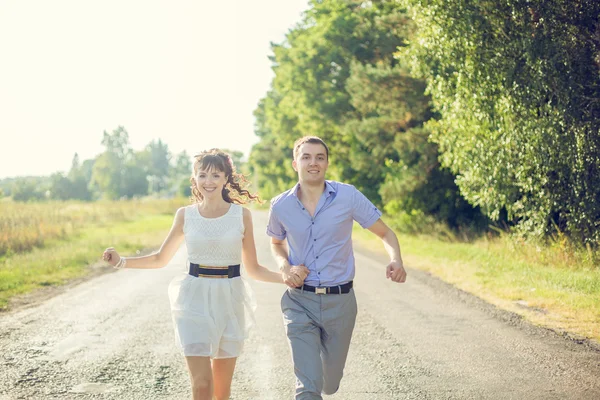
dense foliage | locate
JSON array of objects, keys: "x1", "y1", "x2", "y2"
[
  {"x1": 249, "y1": 0, "x2": 486, "y2": 231},
  {"x1": 400, "y1": 0, "x2": 600, "y2": 244}
]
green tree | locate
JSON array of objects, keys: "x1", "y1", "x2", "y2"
[
  {"x1": 49, "y1": 173, "x2": 74, "y2": 200},
  {"x1": 401, "y1": 0, "x2": 600, "y2": 244},
  {"x1": 144, "y1": 139, "x2": 171, "y2": 193},
  {"x1": 249, "y1": 0, "x2": 485, "y2": 229},
  {"x1": 172, "y1": 151, "x2": 192, "y2": 179},
  {"x1": 12, "y1": 178, "x2": 45, "y2": 202},
  {"x1": 67, "y1": 153, "x2": 92, "y2": 201},
  {"x1": 121, "y1": 151, "x2": 149, "y2": 198},
  {"x1": 91, "y1": 126, "x2": 132, "y2": 199}
]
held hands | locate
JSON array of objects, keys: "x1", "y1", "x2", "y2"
[
  {"x1": 386, "y1": 259, "x2": 407, "y2": 283},
  {"x1": 281, "y1": 263, "x2": 310, "y2": 288}
]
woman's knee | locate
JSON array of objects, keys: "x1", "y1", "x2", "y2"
[{"x1": 191, "y1": 375, "x2": 212, "y2": 395}]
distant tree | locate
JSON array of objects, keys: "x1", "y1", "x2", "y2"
[
  {"x1": 178, "y1": 176, "x2": 192, "y2": 198},
  {"x1": 67, "y1": 153, "x2": 92, "y2": 201},
  {"x1": 172, "y1": 151, "x2": 191, "y2": 177},
  {"x1": 12, "y1": 178, "x2": 45, "y2": 202},
  {"x1": 121, "y1": 151, "x2": 149, "y2": 198},
  {"x1": 144, "y1": 139, "x2": 171, "y2": 193},
  {"x1": 91, "y1": 126, "x2": 131, "y2": 199},
  {"x1": 49, "y1": 173, "x2": 74, "y2": 200}
]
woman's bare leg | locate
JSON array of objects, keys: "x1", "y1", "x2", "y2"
[
  {"x1": 185, "y1": 356, "x2": 213, "y2": 400},
  {"x1": 211, "y1": 357, "x2": 237, "y2": 400}
]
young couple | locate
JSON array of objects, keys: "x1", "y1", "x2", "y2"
[{"x1": 102, "y1": 136, "x2": 407, "y2": 400}]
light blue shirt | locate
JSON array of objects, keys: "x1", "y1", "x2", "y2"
[{"x1": 267, "y1": 180, "x2": 382, "y2": 286}]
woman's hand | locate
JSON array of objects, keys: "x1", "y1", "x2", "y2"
[{"x1": 102, "y1": 247, "x2": 121, "y2": 267}]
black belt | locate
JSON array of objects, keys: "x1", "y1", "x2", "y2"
[
  {"x1": 300, "y1": 281, "x2": 353, "y2": 294},
  {"x1": 189, "y1": 263, "x2": 240, "y2": 279}
]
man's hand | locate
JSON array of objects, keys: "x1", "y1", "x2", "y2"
[
  {"x1": 281, "y1": 264, "x2": 309, "y2": 288},
  {"x1": 386, "y1": 260, "x2": 407, "y2": 283}
]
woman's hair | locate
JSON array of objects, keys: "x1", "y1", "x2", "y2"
[{"x1": 190, "y1": 148, "x2": 261, "y2": 205}]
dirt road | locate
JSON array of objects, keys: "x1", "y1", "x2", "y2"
[{"x1": 1, "y1": 211, "x2": 599, "y2": 399}]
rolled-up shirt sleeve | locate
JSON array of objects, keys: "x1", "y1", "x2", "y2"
[
  {"x1": 266, "y1": 202, "x2": 286, "y2": 240},
  {"x1": 351, "y1": 186, "x2": 382, "y2": 228}
]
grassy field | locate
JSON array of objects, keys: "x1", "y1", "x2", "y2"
[
  {"x1": 353, "y1": 223, "x2": 600, "y2": 343},
  {"x1": 0, "y1": 199, "x2": 184, "y2": 310},
  {"x1": 0, "y1": 199, "x2": 181, "y2": 257}
]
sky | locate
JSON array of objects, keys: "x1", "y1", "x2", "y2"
[{"x1": 0, "y1": 0, "x2": 309, "y2": 179}]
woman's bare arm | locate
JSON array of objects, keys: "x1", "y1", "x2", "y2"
[
  {"x1": 103, "y1": 207, "x2": 186, "y2": 269},
  {"x1": 241, "y1": 208, "x2": 285, "y2": 284}
]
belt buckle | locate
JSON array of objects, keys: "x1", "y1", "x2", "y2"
[{"x1": 315, "y1": 287, "x2": 327, "y2": 295}]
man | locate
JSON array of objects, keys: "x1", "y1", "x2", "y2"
[{"x1": 267, "y1": 136, "x2": 407, "y2": 399}]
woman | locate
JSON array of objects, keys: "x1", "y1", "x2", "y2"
[{"x1": 102, "y1": 148, "x2": 308, "y2": 400}]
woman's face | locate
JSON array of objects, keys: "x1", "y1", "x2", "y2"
[{"x1": 194, "y1": 167, "x2": 228, "y2": 199}]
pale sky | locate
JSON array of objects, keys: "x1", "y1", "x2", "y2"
[{"x1": 0, "y1": 0, "x2": 309, "y2": 179}]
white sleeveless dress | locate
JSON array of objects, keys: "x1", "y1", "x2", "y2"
[{"x1": 168, "y1": 203, "x2": 256, "y2": 358}]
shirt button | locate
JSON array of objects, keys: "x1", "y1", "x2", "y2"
[
  {"x1": 316, "y1": 256, "x2": 319, "y2": 259},
  {"x1": 314, "y1": 239, "x2": 317, "y2": 242},
  {"x1": 302, "y1": 208, "x2": 305, "y2": 210},
  {"x1": 312, "y1": 222, "x2": 314, "y2": 225},
  {"x1": 318, "y1": 272, "x2": 321, "y2": 275}
]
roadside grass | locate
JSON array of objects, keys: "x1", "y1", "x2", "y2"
[
  {"x1": 0, "y1": 200, "x2": 183, "y2": 310},
  {"x1": 0, "y1": 199, "x2": 181, "y2": 257},
  {"x1": 353, "y1": 223, "x2": 600, "y2": 343}
]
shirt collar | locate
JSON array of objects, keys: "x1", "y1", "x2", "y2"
[{"x1": 291, "y1": 181, "x2": 336, "y2": 198}]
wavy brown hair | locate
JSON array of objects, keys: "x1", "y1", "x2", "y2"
[{"x1": 190, "y1": 149, "x2": 261, "y2": 205}]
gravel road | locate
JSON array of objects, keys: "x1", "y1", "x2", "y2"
[{"x1": 1, "y1": 211, "x2": 599, "y2": 400}]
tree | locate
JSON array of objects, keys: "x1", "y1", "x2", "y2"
[
  {"x1": 172, "y1": 151, "x2": 192, "y2": 180},
  {"x1": 121, "y1": 151, "x2": 149, "y2": 198},
  {"x1": 49, "y1": 173, "x2": 74, "y2": 201},
  {"x1": 249, "y1": 0, "x2": 485, "y2": 229},
  {"x1": 144, "y1": 139, "x2": 171, "y2": 193},
  {"x1": 91, "y1": 126, "x2": 132, "y2": 199},
  {"x1": 67, "y1": 153, "x2": 92, "y2": 201},
  {"x1": 401, "y1": 0, "x2": 600, "y2": 244},
  {"x1": 12, "y1": 178, "x2": 45, "y2": 202}
]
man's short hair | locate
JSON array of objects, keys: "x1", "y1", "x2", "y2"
[{"x1": 293, "y1": 136, "x2": 330, "y2": 160}]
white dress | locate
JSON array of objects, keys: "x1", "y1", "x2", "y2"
[{"x1": 168, "y1": 203, "x2": 256, "y2": 358}]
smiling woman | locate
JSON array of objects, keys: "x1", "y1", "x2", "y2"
[
  {"x1": 100, "y1": 148, "x2": 304, "y2": 400},
  {"x1": 190, "y1": 149, "x2": 260, "y2": 207}
]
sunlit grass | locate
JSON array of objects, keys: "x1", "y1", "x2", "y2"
[
  {"x1": 0, "y1": 199, "x2": 182, "y2": 257},
  {"x1": 0, "y1": 199, "x2": 185, "y2": 310},
  {"x1": 353, "y1": 222, "x2": 600, "y2": 342}
]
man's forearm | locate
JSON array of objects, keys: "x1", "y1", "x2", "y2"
[
  {"x1": 382, "y1": 229, "x2": 403, "y2": 264},
  {"x1": 270, "y1": 242, "x2": 290, "y2": 270}
]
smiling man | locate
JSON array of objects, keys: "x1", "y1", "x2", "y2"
[{"x1": 267, "y1": 136, "x2": 407, "y2": 400}]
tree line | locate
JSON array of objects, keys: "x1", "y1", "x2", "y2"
[
  {"x1": 247, "y1": 0, "x2": 600, "y2": 246},
  {"x1": 1, "y1": 126, "x2": 244, "y2": 202}
]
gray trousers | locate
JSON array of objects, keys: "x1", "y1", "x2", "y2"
[{"x1": 281, "y1": 287, "x2": 357, "y2": 400}]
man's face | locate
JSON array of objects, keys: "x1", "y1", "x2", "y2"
[{"x1": 292, "y1": 143, "x2": 329, "y2": 184}]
